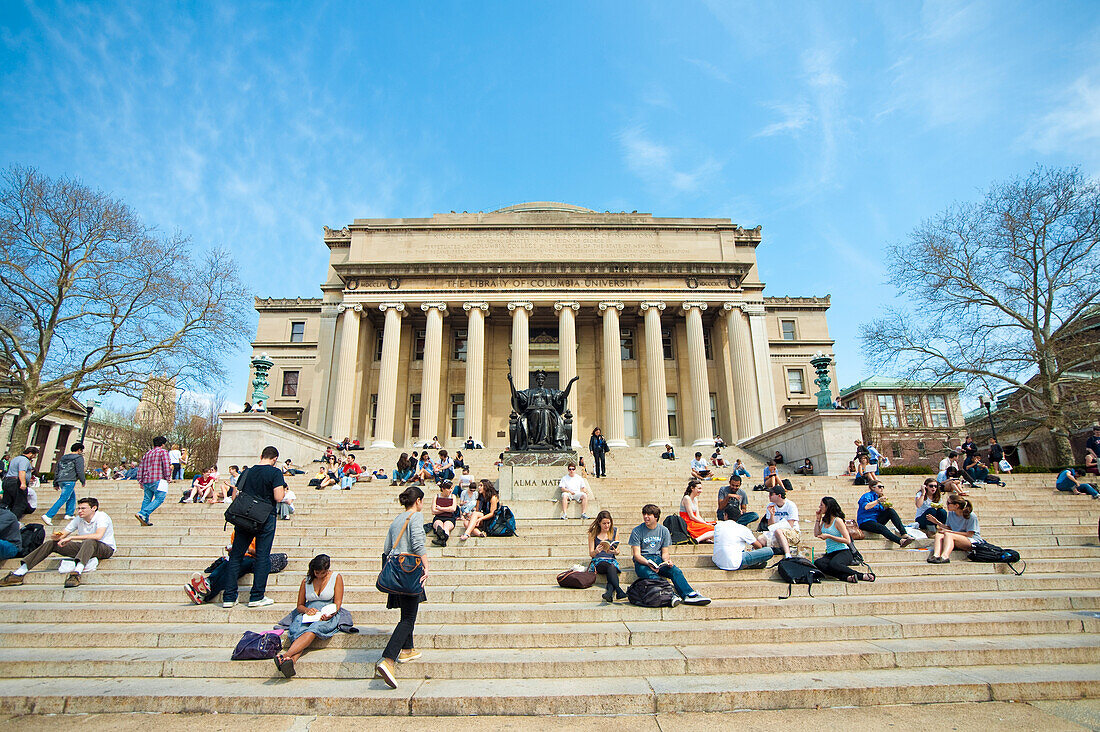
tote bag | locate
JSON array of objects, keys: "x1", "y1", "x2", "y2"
[{"x1": 376, "y1": 513, "x2": 425, "y2": 596}]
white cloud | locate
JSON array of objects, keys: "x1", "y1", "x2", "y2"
[
  {"x1": 684, "y1": 57, "x2": 731, "y2": 84},
  {"x1": 1028, "y1": 75, "x2": 1100, "y2": 154},
  {"x1": 754, "y1": 100, "x2": 813, "y2": 137},
  {"x1": 617, "y1": 126, "x2": 721, "y2": 193}
]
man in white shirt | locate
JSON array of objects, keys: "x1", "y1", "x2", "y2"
[
  {"x1": 1, "y1": 496, "x2": 115, "y2": 588},
  {"x1": 558, "y1": 463, "x2": 592, "y2": 520},
  {"x1": 762, "y1": 486, "x2": 800, "y2": 558},
  {"x1": 712, "y1": 517, "x2": 774, "y2": 571},
  {"x1": 690, "y1": 452, "x2": 713, "y2": 480}
]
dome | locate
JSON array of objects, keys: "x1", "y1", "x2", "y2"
[{"x1": 490, "y1": 202, "x2": 597, "y2": 214}]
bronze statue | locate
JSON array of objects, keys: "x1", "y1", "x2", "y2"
[{"x1": 507, "y1": 369, "x2": 578, "y2": 450}]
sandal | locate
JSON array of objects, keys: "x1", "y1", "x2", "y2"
[
  {"x1": 845, "y1": 575, "x2": 859, "y2": 583},
  {"x1": 862, "y1": 572, "x2": 876, "y2": 582},
  {"x1": 275, "y1": 655, "x2": 295, "y2": 678}
]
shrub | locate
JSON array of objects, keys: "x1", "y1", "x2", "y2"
[{"x1": 878, "y1": 465, "x2": 937, "y2": 475}]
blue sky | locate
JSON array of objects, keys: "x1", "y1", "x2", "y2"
[{"x1": 3, "y1": 1, "x2": 1100, "y2": 412}]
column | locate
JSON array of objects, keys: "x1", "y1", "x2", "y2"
[
  {"x1": 0, "y1": 412, "x2": 14, "y2": 457},
  {"x1": 463, "y1": 302, "x2": 489, "y2": 446},
  {"x1": 371, "y1": 302, "x2": 406, "y2": 448},
  {"x1": 308, "y1": 304, "x2": 340, "y2": 435},
  {"x1": 723, "y1": 302, "x2": 762, "y2": 438},
  {"x1": 328, "y1": 303, "x2": 362, "y2": 440},
  {"x1": 42, "y1": 422, "x2": 62, "y2": 472},
  {"x1": 682, "y1": 302, "x2": 714, "y2": 446},
  {"x1": 508, "y1": 301, "x2": 533, "y2": 389},
  {"x1": 640, "y1": 301, "x2": 670, "y2": 447},
  {"x1": 599, "y1": 301, "x2": 628, "y2": 448},
  {"x1": 554, "y1": 301, "x2": 582, "y2": 448},
  {"x1": 418, "y1": 303, "x2": 447, "y2": 443},
  {"x1": 745, "y1": 302, "x2": 779, "y2": 432}
]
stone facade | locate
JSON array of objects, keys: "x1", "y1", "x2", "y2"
[
  {"x1": 838, "y1": 378, "x2": 966, "y2": 467},
  {"x1": 249, "y1": 203, "x2": 837, "y2": 449}
]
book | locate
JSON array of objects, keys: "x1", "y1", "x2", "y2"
[
  {"x1": 597, "y1": 540, "x2": 620, "y2": 551},
  {"x1": 648, "y1": 560, "x2": 672, "y2": 571},
  {"x1": 300, "y1": 603, "x2": 337, "y2": 623}
]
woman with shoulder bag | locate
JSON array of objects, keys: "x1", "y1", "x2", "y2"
[
  {"x1": 375, "y1": 486, "x2": 429, "y2": 688},
  {"x1": 274, "y1": 554, "x2": 347, "y2": 678}
]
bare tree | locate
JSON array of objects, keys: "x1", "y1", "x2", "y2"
[
  {"x1": 861, "y1": 166, "x2": 1100, "y2": 466},
  {"x1": 0, "y1": 166, "x2": 252, "y2": 453}
]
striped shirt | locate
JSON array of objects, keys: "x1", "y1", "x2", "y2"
[{"x1": 137, "y1": 446, "x2": 172, "y2": 485}]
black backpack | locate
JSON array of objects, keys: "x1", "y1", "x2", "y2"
[
  {"x1": 662, "y1": 514, "x2": 694, "y2": 545},
  {"x1": 967, "y1": 542, "x2": 1024, "y2": 575},
  {"x1": 18, "y1": 523, "x2": 44, "y2": 558},
  {"x1": 775, "y1": 556, "x2": 825, "y2": 598},
  {"x1": 627, "y1": 576, "x2": 679, "y2": 607},
  {"x1": 486, "y1": 505, "x2": 517, "y2": 537}
]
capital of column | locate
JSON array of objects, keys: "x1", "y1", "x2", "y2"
[
  {"x1": 378, "y1": 302, "x2": 406, "y2": 315},
  {"x1": 639, "y1": 301, "x2": 666, "y2": 312},
  {"x1": 462, "y1": 301, "x2": 489, "y2": 312},
  {"x1": 320, "y1": 304, "x2": 341, "y2": 318},
  {"x1": 420, "y1": 302, "x2": 448, "y2": 313},
  {"x1": 553, "y1": 301, "x2": 580, "y2": 312},
  {"x1": 598, "y1": 301, "x2": 625, "y2": 312},
  {"x1": 681, "y1": 301, "x2": 709, "y2": 312},
  {"x1": 741, "y1": 302, "x2": 766, "y2": 317},
  {"x1": 337, "y1": 303, "x2": 363, "y2": 313},
  {"x1": 507, "y1": 301, "x2": 533, "y2": 312}
]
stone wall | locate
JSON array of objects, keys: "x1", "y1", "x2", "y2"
[
  {"x1": 217, "y1": 413, "x2": 335, "y2": 470},
  {"x1": 741, "y1": 409, "x2": 864, "y2": 477}
]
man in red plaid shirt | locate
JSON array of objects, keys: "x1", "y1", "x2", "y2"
[{"x1": 135, "y1": 436, "x2": 173, "y2": 526}]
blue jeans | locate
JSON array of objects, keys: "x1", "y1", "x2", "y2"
[
  {"x1": 634, "y1": 560, "x2": 695, "y2": 598},
  {"x1": 139, "y1": 482, "x2": 167, "y2": 519},
  {"x1": 738, "y1": 547, "x2": 775, "y2": 569},
  {"x1": 46, "y1": 481, "x2": 77, "y2": 519},
  {"x1": 392, "y1": 469, "x2": 413, "y2": 482},
  {"x1": 0, "y1": 539, "x2": 18, "y2": 559},
  {"x1": 206, "y1": 555, "x2": 256, "y2": 602},
  {"x1": 735, "y1": 468, "x2": 750, "y2": 477},
  {"x1": 223, "y1": 513, "x2": 277, "y2": 603}
]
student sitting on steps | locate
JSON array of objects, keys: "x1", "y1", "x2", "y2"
[
  {"x1": 690, "y1": 452, "x2": 713, "y2": 481},
  {"x1": 761, "y1": 485, "x2": 800, "y2": 559},
  {"x1": 1055, "y1": 467, "x2": 1100, "y2": 499},
  {"x1": 927, "y1": 497, "x2": 983, "y2": 564},
  {"x1": 679, "y1": 480, "x2": 715, "y2": 543},
  {"x1": 588, "y1": 510, "x2": 627, "y2": 602},
  {"x1": 716, "y1": 474, "x2": 759, "y2": 527},
  {"x1": 459, "y1": 480, "x2": 499, "y2": 541},
  {"x1": 856, "y1": 481, "x2": 915, "y2": 548},
  {"x1": 629, "y1": 504, "x2": 711, "y2": 606},
  {"x1": 430, "y1": 479, "x2": 458, "y2": 546},
  {"x1": 914, "y1": 478, "x2": 948, "y2": 533},
  {"x1": 712, "y1": 511, "x2": 773, "y2": 571},
  {"x1": 275, "y1": 553, "x2": 348, "y2": 679},
  {"x1": 1, "y1": 496, "x2": 115, "y2": 588},
  {"x1": 813, "y1": 496, "x2": 874, "y2": 583}
]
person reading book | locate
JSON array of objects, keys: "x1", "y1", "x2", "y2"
[
  {"x1": 628, "y1": 504, "x2": 710, "y2": 606},
  {"x1": 587, "y1": 511, "x2": 626, "y2": 602}
]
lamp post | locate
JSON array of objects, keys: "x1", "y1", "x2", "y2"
[
  {"x1": 79, "y1": 397, "x2": 100, "y2": 443},
  {"x1": 979, "y1": 395, "x2": 997, "y2": 443},
  {"x1": 811, "y1": 352, "x2": 835, "y2": 409}
]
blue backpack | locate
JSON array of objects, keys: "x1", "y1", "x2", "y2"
[{"x1": 486, "y1": 505, "x2": 517, "y2": 537}]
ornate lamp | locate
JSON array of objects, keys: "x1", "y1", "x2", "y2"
[
  {"x1": 250, "y1": 352, "x2": 274, "y2": 405},
  {"x1": 811, "y1": 352, "x2": 835, "y2": 409}
]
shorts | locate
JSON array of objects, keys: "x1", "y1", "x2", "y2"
[
  {"x1": 767, "y1": 527, "x2": 800, "y2": 548},
  {"x1": 563, "y1": 490, "x2": 586, "y2": 502}
]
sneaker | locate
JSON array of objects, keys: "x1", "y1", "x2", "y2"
[
  {"x1": 185, "y1": 583, "x2": 204, "y2": 605},
  {"x1": 581, "y1": 513, "x2": 591, "y2": 520},
  {"x1": 397, "y1": 648, "x2": 422, "y2": 663},
  {"x1": 64, "y1": 572, "x2": 80, "y2": 588},
  {"x1": 669, "y1": 595, "x2": 682, "y2": 608},
  {"x1": 560, "y1": 512, "x2": 568, "y2": 520},
  {"x1": 683, "y1": 592, "x2": 712, "y2": 606},
  {"x1": 64, "y1": 515, "x2": 73, "y2": 520},
  {"x1": 41, "y1": 515, "x2": 52, "y2": 526},
  {"x1": 0, "y1": 573, "x2": 24, "y2": 587},
  {"x1": 58, "y1": 559, "x2": 76, "y2": 575},
  {"x1": 222, "y1": 599, "x2": 237, "y2": 608},
  {"x1": 190, "y1": 572, "x2": 209, "y2": 596},
  {"x1": 375, "y1": 657, "x2": 398, "y2": 688},
  {"x1": 135, "y1": 513, "x2": 150, "y2": 526},
  {"x1": 247, "y1": 597, "x2": 275, "y2": 608}
]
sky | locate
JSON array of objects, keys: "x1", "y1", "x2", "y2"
[{"x1": 3, "y1": 0, "x2": 1100, "y2": 413}]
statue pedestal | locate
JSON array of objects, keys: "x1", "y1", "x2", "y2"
[{"x1": 498, "y1": 450, "x2": 596, "y2": 518}]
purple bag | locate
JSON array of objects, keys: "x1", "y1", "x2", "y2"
[{"x1": 231, "y1": 630, "x2": 282, "y2": 660}]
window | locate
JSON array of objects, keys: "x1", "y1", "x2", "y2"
[
  {"x1": 877, "y1": 394, "x2": 900, "y2": 427},
  {"x1": 280, "y1": 370, "x2": 299, "y2": 397},
  {"x1": 620, "y1": 329, "x2": 635, "y2": 360},
  {"x1": 928, "y1": 394, "x2": 950, "y2": 427},
  {"x1": 450, "y1": 394, "x2": 465, "y2": 438},
  {"x1": 702, "y1": 329, "x2": 713, "y2": 360},
  {"x1": 369, "y1": 395, "x2": 378, "y2": 439},
  {"x1": 409, "y1": 394, "x2": 421, "y2": 436},
  {"x1": 845, "y1": 399, "x2": 858, "y2": 409},
  {"x1": 374, "y1": 329, "x2": 384, "y2": 361},
  {"x1": 891, "y1": 442, "x2": 902, "y2": 458},
  {"x1": 787, "y1": 369, "x2": 805, "y2": 394},
  {"x1": 780, "y1": 320, "x2": 796, "y2": 341},
  {"x1": 662, "y1": 328, "x2": 675, "y2": 360},
  {"x1": 709, "y1": 393, "x2": 719, "y2": 436},
  {"x1": 453, "y1": 328, "x2": 468, "y2": 361},
  {"x1": 623, "y1": 394, "x2": 639, "y2": 439},
  {"x1": 917, "y1": 440, "x2": 927, "y2": 457},
  {"x1": 667, "y1": 395, "x2": 679, "y2": 437},
  {"x1": 290, "y1": 321, "x2": 305, "y2": 343},
  {"x1": 902, "y1": 395, "x2": 924, "y2": 427},
  {"x1": 413, "y1": 329, "x2": 426, "y2": 361}
]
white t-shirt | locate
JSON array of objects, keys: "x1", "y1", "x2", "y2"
[
  {"x1": 712, "y1": 521, "x2": 757, "y2": 570},
  {"x1": 559, "y1": 474, "x2": 587, "y2": 496},
  {"x1": 691, "y1": 459, "x2": 709, "y2": 473},
  {"x1": 64, "y1": 511, "x2": 116, "y2": 551},
  {"x1": 168, "y1": 449, "x2": 182, "y2": 464},
  {"x1": 768, "y1": 499, "x2": 799, "y2": 528}
]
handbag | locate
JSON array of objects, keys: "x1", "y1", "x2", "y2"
[
  {"x1": 376, "y1": 513, "x2": 425, "y2": 596},
  {"x1": 230, "y1": 630, "x2": 283, "y2": 660},
  {"x1": 557, "y1": 567, "x2": 597, "y2": 589},
  {"x1": 224, "y1": 490, "x2": 273, "y2": 534},
  {"x1": 845, "y1": 519, "x2": 865, "y2": 541}
]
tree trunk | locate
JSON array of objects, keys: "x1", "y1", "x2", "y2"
[
  {"x1": 7, "y1": 414, "x2": 33, "y2": 457},
  {"x1": 1051, "y1": 428, "x2": 1074, "y2": 468}
]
